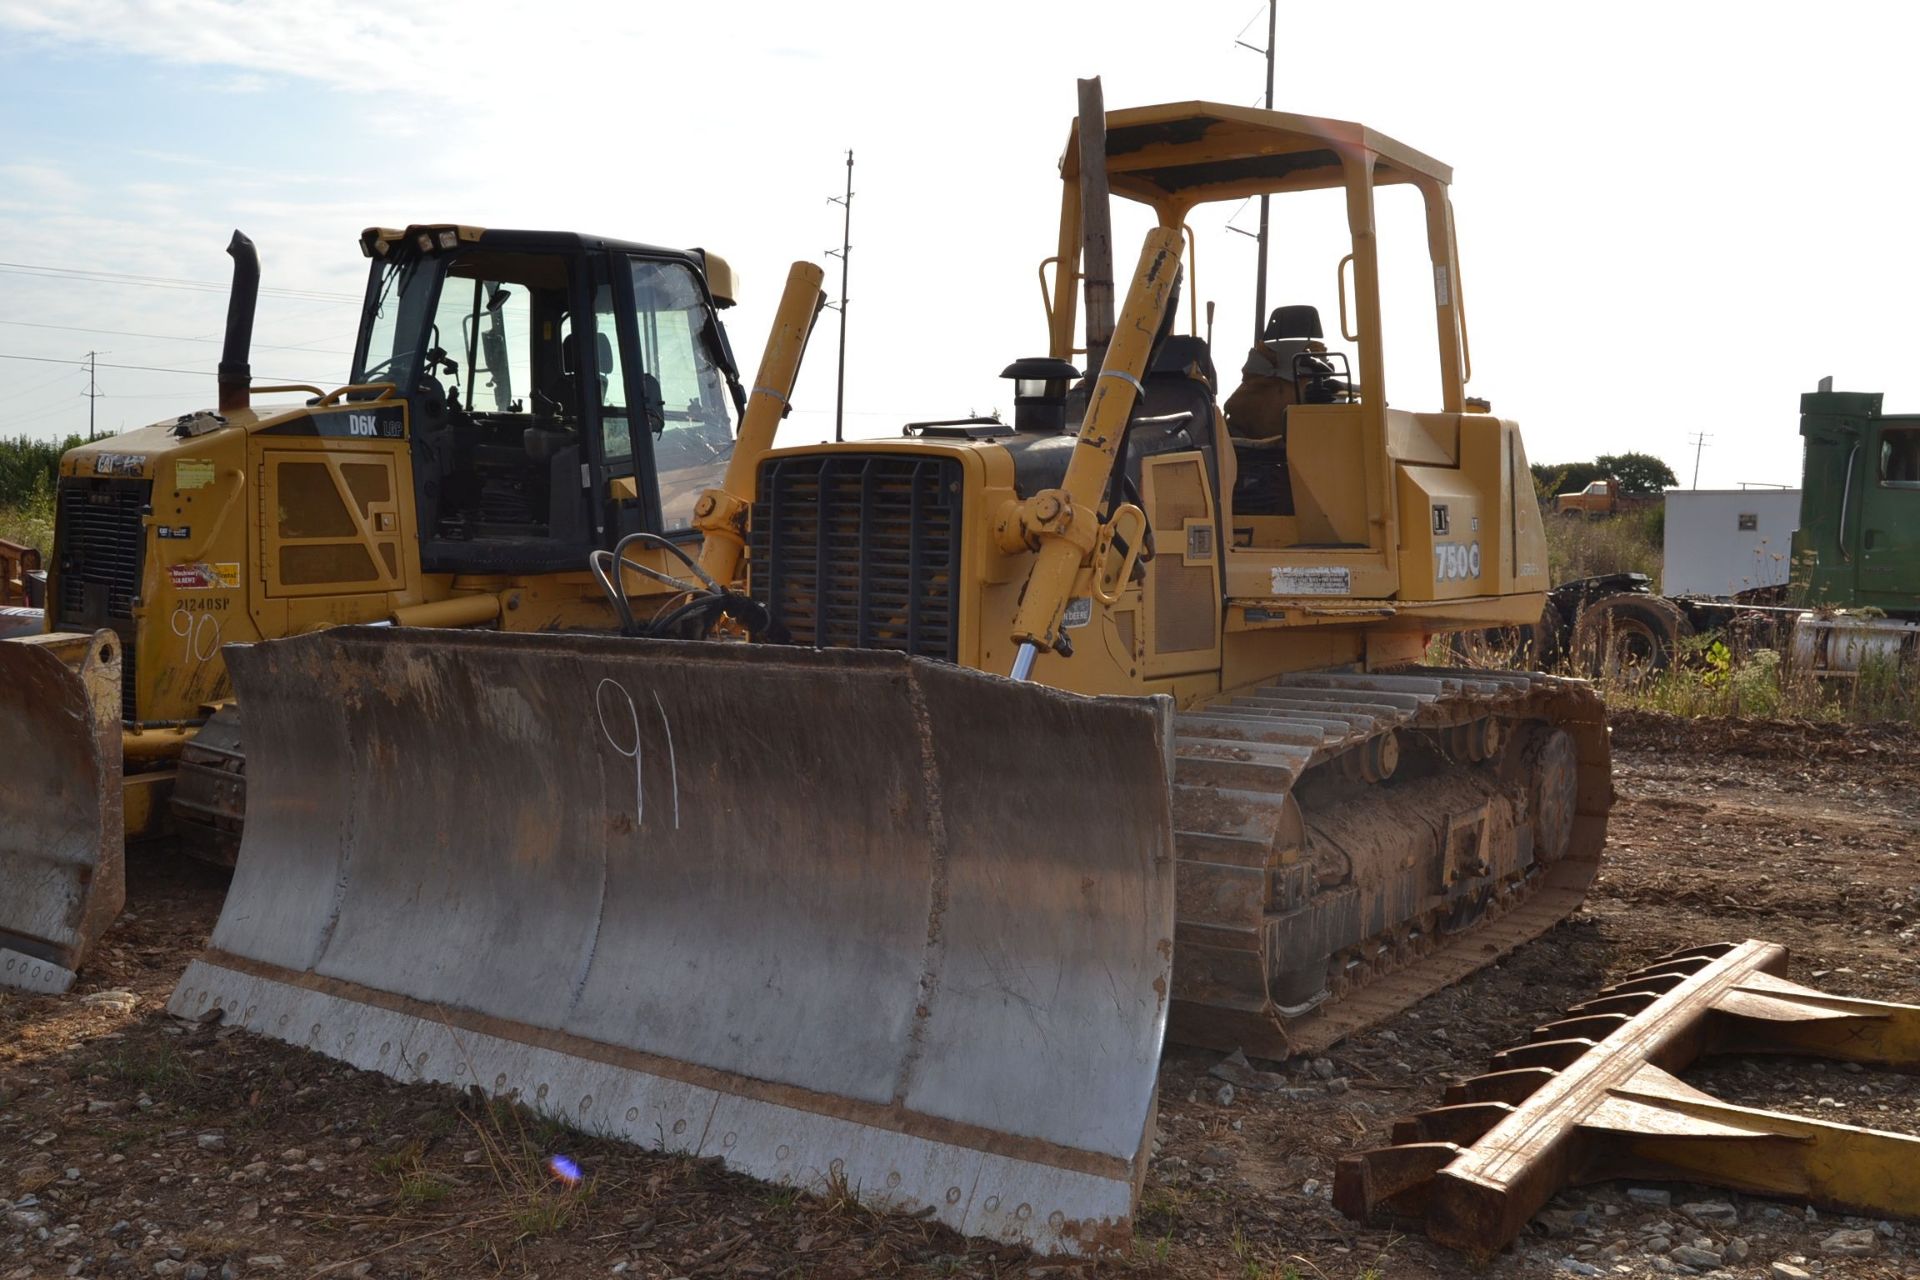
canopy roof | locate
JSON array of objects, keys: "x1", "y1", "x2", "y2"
[{"x1": 1061, "y1": 101, "x2": 1451, "y2": 208}]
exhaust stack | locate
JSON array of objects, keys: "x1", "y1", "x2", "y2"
[{"x1": 217, "y1": 230, "x2": 259, "y2": 414}]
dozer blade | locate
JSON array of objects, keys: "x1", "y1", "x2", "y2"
[
  {"x1": 0, "y1": 630, "x2": 124, "y2": 992},
  {"x1": 172, "y1": 627, "x2": 1177, "y2": 1255}
]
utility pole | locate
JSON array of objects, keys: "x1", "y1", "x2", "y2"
[
  {"x1": 826, "y1": 150, "x2": 854, "y2": 442},
  {"x1": 1236, "y1": 0, "x2": 1278, "y2": 339},
  {"x1": 1689, "y1": 431, "x2": 1712, "y2": 490},
  {"x1": 83, "y1": 350, "x2": 103, "y2": 441}
]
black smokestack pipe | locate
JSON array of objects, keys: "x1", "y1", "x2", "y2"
[{"x1": 217, "y1": 230, "x2": 259, "y2": 414}]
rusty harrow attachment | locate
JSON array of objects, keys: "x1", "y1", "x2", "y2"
[{"x1": 1335, "y1": 939, "x2": 1920, "y2": 1258}]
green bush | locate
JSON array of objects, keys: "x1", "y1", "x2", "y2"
[
  {"x1": 0, "y1": 471, "x2": 55, "y2": 557},
  {"x1": 0, "y1": 434, "x2": 84, "y2": 508}
]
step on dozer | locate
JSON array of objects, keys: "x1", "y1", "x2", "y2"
[
  {"x1": 171, "y1": 627, "x2": 1176, "y2": 1254},
  {"x1": 0, "y1": 630, "x2": 122, "y2": 993}
]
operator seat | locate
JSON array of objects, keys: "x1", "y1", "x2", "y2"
[{"x1": 1224, "y1": 305, "x2": 1338, "y2": 440}]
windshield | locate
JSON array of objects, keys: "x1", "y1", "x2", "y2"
[{"x1": 353, "y1": 255, "x2": 442, "y2": 389}]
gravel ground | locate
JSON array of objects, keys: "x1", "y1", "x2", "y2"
[{"x1": 2, "y1": 711, "x2": 1916, "y2": 1279}]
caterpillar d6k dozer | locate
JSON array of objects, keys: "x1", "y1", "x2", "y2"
[
  {"x1": 175, "y1": 87, "x2": 1610, "y2": 1253},
  {"x1": 0, "y1": 224, "x2": 797, "y2": 991}
]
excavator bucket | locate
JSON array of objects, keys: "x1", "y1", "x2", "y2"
[
  {"x1": 172, "y1": 627, "x2": 1176, "y2": 1254},
  {"x1": 0, "y1": 630, "x2": 124, "y2": 993}
]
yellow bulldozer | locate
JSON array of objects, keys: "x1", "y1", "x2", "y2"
[
  {"x1": 0, "y1": 224, "x2": 812, "y2": 992},
  {"x1": 171, "y1": 92, "x2": 1611, "y2": 1253}
]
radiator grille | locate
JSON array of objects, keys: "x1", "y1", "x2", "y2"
[
  {"x1": 53, "y1": 476, "x2": 150, "y2": 719},
  {"x1": 749, "y1": 454, "x2": 962, "y2": 661}
]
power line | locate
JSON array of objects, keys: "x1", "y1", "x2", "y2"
[
  {"x1": 0, "y1": 362, "x2": 83, "y2": 405},
  {"x1": 0, "y1": 317, "x2": 350, "y2": 356},
  {"x1": 0, "y1": 350, "x2": 331, "y2": 382},
  {"x1": 0, "y1": 260, "x2": 358, "y2": 304}
]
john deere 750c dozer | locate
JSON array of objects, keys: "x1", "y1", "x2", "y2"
[
  {"x1": 174, "y1": 94, "x2": 1610, "y2": 1253},
  {"x1": 0, "y1": 224, "x2": 796, "y2": 992}
]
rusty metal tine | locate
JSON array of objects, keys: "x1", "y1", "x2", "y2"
[
  {"x1": 1422, "y1": 940, "x2": 1789, "y2": 1257},
  {"x1": 1443, "y1": 1066, "x2": 1559, "y2": 1106},
  {"x1": 1336, "y1": 940, "x2": 1920, "y2": 1260},
  {"x1": 1595, "y1": 971, "x2": 1692, "y2": 999},
  {"x1": 1527, "y1": 1013, "x2": 1630, "y2": 1044},
  {"x1": 1491, "y1": 1038, "x2": 1599, "y2": 1073},
  {"x1": 1621, "y1": 955, "x2": 1724, "y2": 982},
  {"x1": 1392, "y1": 1102, "x2": 1515, "y2": 1146},
  {"x1": 1706, "y1": 972, "x2": 1920, "y2": 1066},
  {"x1": 1333, "y1": 1143, "x2": 1464, "y2": 1220},
  {"x1": 1564, "y1": 991, "x2": 1660, "y2": 1019},
  {"x1": 1650, "y1": 941, "x2": 1741, "y2": 965},
  {"x1": 1580, "y1": 1062, "x2": 1920, "y2": 1220}
]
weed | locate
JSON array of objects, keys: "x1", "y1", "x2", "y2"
[
  {"x1": 371, "y1": 1142, "x2": 424, "y2": 1178},
  {"x1": 451, "y1": 1087, "x2": 598, "y2": 1245},
  {"x1": 95, "y1": 1039, "x2": 194, "y2": 1095}
]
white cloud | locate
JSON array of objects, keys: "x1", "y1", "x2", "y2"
[{"x1": 1, "y1": 0, "x2": 1917, "y2": 484}]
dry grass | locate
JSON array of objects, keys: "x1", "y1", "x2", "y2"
[{"x1": 1541, "y1": 504, "x2": 1663, "y2": 586}]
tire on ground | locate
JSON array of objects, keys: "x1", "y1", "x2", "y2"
[{"x1": 1569, "y1": 592, "x2": 1691, "y2": 680}]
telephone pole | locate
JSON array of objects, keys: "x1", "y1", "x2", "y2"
[
  {"x1": 826, "y1": 150, "x2": 854, "y2": 442},
  {"x1": 1689, "y1": 431, "x2": 1712, "y2": 490},
  {"x1": 1236, "y1": 0, "x2": 1278, "y2": 338},
  {"x1": 83, "y1": 350, "x2": 103, "y2": 441}
]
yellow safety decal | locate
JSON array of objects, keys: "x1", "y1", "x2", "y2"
[{"x1": 175, "y1": 460, "x2": 216, "y2": 491}]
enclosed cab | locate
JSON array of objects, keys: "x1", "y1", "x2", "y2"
[
  {"x1": 1789, "y1": 381, "x2": 1920, "y2": 673},
  {"x1": 39, "y1": 224, "x2": 747, "y2": 837}
]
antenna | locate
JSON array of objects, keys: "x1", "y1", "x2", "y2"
[
  {"x1": 826, "y1": 149, "x2": 854, "y2": 442},
  {"x1": 1689, "y1": 431, "x2": 1712, "y2": 489},
  {"x1": 1235, "y1": 0, "x2": 1278, "y2": 339}
]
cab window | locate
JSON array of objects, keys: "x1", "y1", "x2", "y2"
[
  {"x1": 1880, "y1": 427, "x2": 1920, "y2": 488},
  {"x1": 627, "y1": 258, "x2": 734, "y2": 530}
]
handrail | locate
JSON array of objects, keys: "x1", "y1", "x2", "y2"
[
  {"x1": 1336, "y1": 254, "x2": 1359, "y2": 343},
  {"x1": 311, "y1": 382, "x2": 401, "y2": 406}
]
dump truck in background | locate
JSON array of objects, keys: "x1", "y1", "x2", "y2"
[
  {"x1": 1554, "y1": 475, "x2": 1659, "y2": 518},
  {"x1": 0, "y1": 223, "x2": 805, "y2": 990},
  {"x1": 176, "y1": 87, "x2": 1612, "y2": 1253}
]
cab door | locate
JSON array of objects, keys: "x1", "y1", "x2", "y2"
[
  {"x1": 598, "y1": 255, "x2": 738, "y2": 544},
  {"x1": 1859, "y1": 420, "x2": 1920, "y2": 602}
]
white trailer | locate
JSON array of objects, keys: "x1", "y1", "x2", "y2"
[{"x1": 1661, "y1": 489, "x2": 1801, "y2": 597}]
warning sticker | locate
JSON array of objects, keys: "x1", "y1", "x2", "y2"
[
  {"x1": 1270, "y1": 566, "x2": 1352, "y2": 596},
  {"x1": 175, "y1": 460, "x2": 216, "y2": 491},
  {"x1": 168, "y1": 562, "x2": 241, "y2": 590}
]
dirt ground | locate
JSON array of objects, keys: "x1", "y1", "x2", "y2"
[{"x1": 3, "y1": 711, "x2": 1917, "y2": 1280}]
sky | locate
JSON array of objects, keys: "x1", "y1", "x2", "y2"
[{"x1": 1, "y1": 0, "x2": 1916, "y2": 490}]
